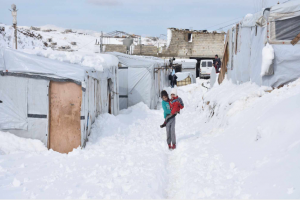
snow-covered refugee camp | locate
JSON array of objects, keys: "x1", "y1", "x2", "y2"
[{"x1": 1, "y1": 0, "x2": 300, "y2": 199}]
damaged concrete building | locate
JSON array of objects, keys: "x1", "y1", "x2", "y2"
[
  {"x1": 161, "y1": 28, "x2": 226, "y2": 77},
  {"x1": 162, "y1": 28, "x2": 225, "y2": 58}
]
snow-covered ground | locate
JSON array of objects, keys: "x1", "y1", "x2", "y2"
[
  {"x1": 0, "y1": 24, "x2": 166, "y2": 55},
  {"x1": 1, "y1": 78, "x2": 300, "y2": 198}
]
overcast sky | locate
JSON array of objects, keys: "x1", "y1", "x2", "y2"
[{"x1": 0, "y1": 0, "x2": 286, "y2": 37}]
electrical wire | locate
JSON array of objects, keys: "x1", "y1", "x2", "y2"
[
  {"x1": 214, "y1": 21, "x2": 241, "y2": 31},
  {"x1": 205, "y1": 16, "x2": 244, "y2": 30}
]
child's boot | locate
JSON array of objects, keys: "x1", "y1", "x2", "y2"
[
  {"x1": 160, "y1": 122, "x2": 166, "y2": 128},
  {"x1": 168, "y1": 144, "x2": 172, "y2": 149},
  {"x1": 172, "y1": 144, "x2": 176, "y2": 149}
]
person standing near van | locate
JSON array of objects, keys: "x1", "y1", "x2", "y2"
[{"x1": 214, "y1": 54, "x2": 221, "y2": 73}]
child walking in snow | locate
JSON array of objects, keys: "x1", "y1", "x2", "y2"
[{"x1": 160, "y1": 88, "x2": 184, "y2": 150}]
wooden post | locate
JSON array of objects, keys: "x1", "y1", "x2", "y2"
[
  {"x1": 14, "y1": 24, "x2": 17, "y2": 49},
  {"x1": 10, "y1": 4, "x2": 18, "y2": 49},
  {"x1": 291, "y1": 33, "x2": 300, "y2": 46}
]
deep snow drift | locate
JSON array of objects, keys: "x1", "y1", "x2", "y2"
[{"x1": 0, "y1": 78, "x2": 300, "y2": 198}]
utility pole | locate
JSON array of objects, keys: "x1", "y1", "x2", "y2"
[
  {"x1": 10, "y1": 4, "x2": 18, "y2": 49},
  {"x1": 100, "y1": 31, "x2": 103, "y2": 53}
]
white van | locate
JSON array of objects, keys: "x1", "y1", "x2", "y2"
[{"x1": 200, "y1": 59, "x2": 213, "y2": 78}]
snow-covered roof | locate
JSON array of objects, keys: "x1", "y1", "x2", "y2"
[
  {"x1": 23, "y1": 49, "x2": 119, "y2": 72},
  {"x1": 241, "y1": 11, "x2": 264, "y2": 27},
  {"x1": 0, "y1": 48, "x2": 117, "y2": 83}
]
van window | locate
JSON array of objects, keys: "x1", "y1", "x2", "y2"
[
  {"x1": 207, "y1": 62, "x2": 212, "y2": 67},
  {"x1": 202, "y1": 62, "x2": 206, "y2": 67}
]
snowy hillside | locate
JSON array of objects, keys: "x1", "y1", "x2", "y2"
[
  {"x1": 0, "y1": 24, "x2": 166, "y2": 54},
  {"x1": 0, "y1": 78, "x2": 299, "y2": 198}
]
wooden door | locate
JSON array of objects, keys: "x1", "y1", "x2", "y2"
[{"x1": 49, "y1": 81, "x2": 82, "y2": 153}]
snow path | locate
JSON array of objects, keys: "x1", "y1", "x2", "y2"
[
  {"x1": 164, "y1": 83, "x2": 250, "y2": 199},
  {"x1": 0, "y1": 103, "x2": 170, "y2": 198}
]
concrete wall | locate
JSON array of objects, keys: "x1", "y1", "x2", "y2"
[
  {"x1": 104, "y1": 44, "x2": 158, "y2": 56},
  {"x1": 132, "y1": 45, "x2": 158, "y2": 56},
  {"x1": 161, "y1": 29, "x2": 225, "y2": 58},
  {"x1": 104, "y1": 44, "x2": 127, "y2": 53}
]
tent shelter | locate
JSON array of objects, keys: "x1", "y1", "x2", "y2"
[
  {"x1": 174, "y1": 59, "x2": 197, "y2": 83},
  {"x1": 218, "y1": 0, "x2": 300, "y2": 87},
  {"x1": 0, "y1": 48, "x2": 119, "y2": 153},
  {"x1": 110, "y1": 52, "x2": 169, "y2": 110}
]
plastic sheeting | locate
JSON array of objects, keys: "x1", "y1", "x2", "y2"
[
  {"x1": 0, "y1": 48, "x2": 88, "y2": 83},
  {"x1": 262, "y1": 44, "x2": 300, "y2": 87},
  {"x1": 225, "y1": 1, "x2": 300, "y2": 88},
  {"x1": 128, "y1": 68, "x2": 152, "y2": 107},
  {"x1": 112, "y1": 52, "x2": 169, "y2": 109},
  {"x1": 0, "y1": 77, "x2": 49, "y2": 145},
  {"x1": 174, "y1": 59, "x2": 197, "y2": 83},
  {"x1": 269, "y1": 14, "x2": 300, "y2": 43},
  {"x1": 176, "y1": 72, "x2": 191, "y2": 81},
  {"x1": 270, "y1": 0, "x2": 300, "y2": 14},
  {"x1": 0, "y1": 76, "x2": 27, "y2": 130}
]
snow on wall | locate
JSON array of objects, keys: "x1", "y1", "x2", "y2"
[{"x1": 261, "y1": 43, "x2": 274, "y2": 76}]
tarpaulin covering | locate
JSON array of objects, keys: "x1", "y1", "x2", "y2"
[
  {"x1": 0, "y1": 48, "x2": 119, "y2": 148},
  {"x1": 0, "y1": 76, "x2": 27, "y2": 130},
  {"x1": 111, "y1": 52, "x2": 169, "y2": 109},
  {"x1": 0, "y1": 48, "x2": 88, "y2": 83},
  {"x1": 225, "y1": 0, "x2": 300, "y2": 88},
  {"x1": 176, "y1": 72, "x2": 191, "y2": 81},
  {"x1": 174, "y1": 59, "x2": 197, "y2": 83}
]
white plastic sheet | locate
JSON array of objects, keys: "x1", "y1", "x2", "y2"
[
  {"x1": 176, "y1": 72, "x2": 191, "y2": 81},
  {"x1": 227, "y1": 5, "x2": 300, "y2": 88},
  {"x1": 110, "y1": 52, "x2": 168, "y2": 109},
  {"x1": 128, "y1": 68, "x2": 151, "y2": 108},
  {"x1": 0, "y1": 48, "x2": 87, "y2": 82},
  {"x1": 262, "y1": 44, "x2": 300, "y2": 87},
  {"x1": 0, "y1": 76, "x2": 27, "y2": 130},
  {"x1": 270, "y1": 0, "x2": 300, "y2": 14}
]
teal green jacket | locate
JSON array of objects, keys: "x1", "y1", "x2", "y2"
[{"x1": 162, "y1": 100, "x2": 171, "y2": 119}]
